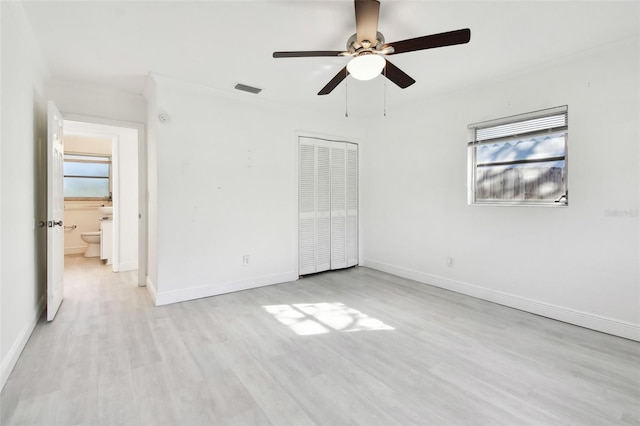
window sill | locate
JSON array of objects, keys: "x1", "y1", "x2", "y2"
[
  {"x1": 64, "y1": 197, "x2": 112, "y2": 202},
  {"x1": 470, "y1": 201, "x2": 568, "y2": 207}
]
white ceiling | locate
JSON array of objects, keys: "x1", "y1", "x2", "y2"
[{"x1": 21, "y1": 1, "x2": 640, "y2": 116}]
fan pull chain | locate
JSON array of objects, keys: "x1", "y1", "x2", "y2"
[
  {"x1": 345, "y1": 69, "x2": 349, "y2": 118},
  {"x1": 383, "y1": 64, "x2": 387, "y2": 117}
]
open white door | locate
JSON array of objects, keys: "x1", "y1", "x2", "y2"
[{"x1": 47, "y1": 101, "x2": 64, "y2": 321}]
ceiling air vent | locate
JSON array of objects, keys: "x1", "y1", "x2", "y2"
[{"x1": 234, "y1": 83, "x2": 262, "y2": 94}]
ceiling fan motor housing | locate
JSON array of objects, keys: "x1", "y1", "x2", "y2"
[{"x1": 346, "y1": 32, "x2": 386, "y2": 55}]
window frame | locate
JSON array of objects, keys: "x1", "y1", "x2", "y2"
[
  {"x1": 467, "y1": 106, "x2": 569, "y2": 207},
  {"x1": 63, "y1": 152, "x2": 112, "y2": 201}
]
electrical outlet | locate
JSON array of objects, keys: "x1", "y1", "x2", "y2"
[
  {"x1": 447, "y1": 257, "x2": 454, "y2": 268},
  {"x1": 243, "y1": 255, "x2": 250, "y2": 266}
]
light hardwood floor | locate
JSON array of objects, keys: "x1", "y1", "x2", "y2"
[{"x1": 1, "y1": 256, "x2": 639, "y2": 425}]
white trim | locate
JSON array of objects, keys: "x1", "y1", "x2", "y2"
[
  {"x1": 362, "y1": 259, "x2": 640, "y2": 342},
  {"x1": 0, "y1": 0, "x2": 3, "y2": 392},
  {"x1": 1, "y1": 294, "x2": 45, "y2": 391},
  {"x1": 153, "y1": 272, "x2": 298, "y2": 306},
  {"x1": 118, "y1": 261, "x2": 138, "y2": 272},
  {"x1": 295, "y1": 129, "x2": 361, "y2": 146},
  {"x1": 146, "y1": 276, "x2": 157, "y2": 305},
  {"x1": 111, "y1": 134, "x2": 120, "y2": 272}
]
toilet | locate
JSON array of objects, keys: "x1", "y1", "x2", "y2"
[{"x1": 80, "y1": 231, "x2": 101, "y2": 257}]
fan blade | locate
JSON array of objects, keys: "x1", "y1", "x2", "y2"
[
  {"x1": 355, "y1": 0, "x2": 380, "y2": 45},
  {"x1": 273, "y1": 51, "x2": 344, "y2": 58},
  {"x1": 318, "y1": 67, "x2": 349, "y2": 95},
  {"x1": 383, "y1": 60, "x2": 416, "y2": 89},
  {"x1": 386, "y1": 28, "x2": 471, "y2": 55}
]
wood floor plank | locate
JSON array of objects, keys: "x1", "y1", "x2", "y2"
[
  {"x1": 216, "y1": 340, "x2": 317, "y2": 426},
  {"x1": 4, "y1": 391, "x2": 59, "y2": 426},
  {"x1": 1, "y1": 257, "x2": 639, "y2": 425},
  {"x1": 97, "y1": 373, "x2": 140, "y2": 426},
  {"x1": 130, "y1": 364, "x2": 179, "y2": 426}
]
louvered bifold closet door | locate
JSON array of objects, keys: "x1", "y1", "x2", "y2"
[
  {"x1": 299, "y1": 137, "x2": 358, "y2": 276},
  {"x1": 330, "y1": 142, "x2": 347, "y2": 270},
  {"x1": 316, "y1": 142, "x2": 332, "y2": 273},
  {"x1": 345, "y1": 144, "x2": 358, "y2": 267},
  {"x1": 299, "y1": 138, "x2": 331, "y2": 275},
  {"x1": 299, "y1": 139, "x2": 317, "y2": 275}
]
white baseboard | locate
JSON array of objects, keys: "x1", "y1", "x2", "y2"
[
  {"x1": 1, "y1": 294, "x2": 46, "y2": 391},
  {"x1": 64, "y1": 246, "x2": 86, "y2": 255},
  {"x1": 146, "y1": 276, "x2": 158, "y2": 305},
  {"x1": 154, "y1": 271, "x2": 299, "y2": 306},
  {"x1": 362, "y1": 259, "x2": 640, "y2": 342},
  {"x1": 117, "y1": 261, "x2": 138, "y2": 272}
]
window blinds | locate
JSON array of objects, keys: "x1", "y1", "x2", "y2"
[{"x1": 469, "y1": 105, "x2": 568, "y2": 146}]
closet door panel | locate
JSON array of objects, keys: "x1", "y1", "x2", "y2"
[
  {"x1": 330, "y1": 142, "x2": 347, "y2": 270},
  {"x1": 299, "y1": 217, "x2": 316, "y2": 275},
  {"x1": 346, "y1": 144, "x2": 358, "y2": 267},
  {"x1": 298, "y1": 139, "x2": 316, "y2": 275},
  {"x1": 315, "y1": 142, "x2": 331, "y2": 272}
]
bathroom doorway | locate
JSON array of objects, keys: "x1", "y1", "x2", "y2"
[{"x1": 61, "y1": 116, "x2": 147, "y2": 285}]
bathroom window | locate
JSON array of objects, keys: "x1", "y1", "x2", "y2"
[
  {"x1": 63, "y1": 154, "x2": 111, "y2": 200},
  {"x1": 468, "y1": 106, "x2": 568, "y2": 206}
]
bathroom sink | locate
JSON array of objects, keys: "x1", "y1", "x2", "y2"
[{"x1": 99, "y1": 206, "x2": 113, "y2": 216}]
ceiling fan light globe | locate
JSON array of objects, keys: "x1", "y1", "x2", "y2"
[{"x1": 347, "y1": 55, "x2": 385, "y2": 81}]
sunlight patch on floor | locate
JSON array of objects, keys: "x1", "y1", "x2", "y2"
[{"x1": 263, "y1": 302, "x2": 395, "y2": 336}]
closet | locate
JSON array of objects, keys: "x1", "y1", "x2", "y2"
[{"x1": 299, "y1": 137, "x2": 358, "y2": 275}]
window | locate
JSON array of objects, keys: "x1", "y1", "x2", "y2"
[
  {"x1": 468, "y1": 106, "x2": 568, "y2": 206},
  {"x1": 63, "y1": 153, "x2": 111, "y2": 199}
]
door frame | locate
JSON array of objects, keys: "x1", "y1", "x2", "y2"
[{"x1": 63, "y1": 113, "x2": 148, "y2": 286}]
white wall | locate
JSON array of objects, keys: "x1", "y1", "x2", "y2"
[
  {"x1": 46, "y1": 79, "x2": 146, "y2": 124},
  {"x1": 0, "y1": 1, "x2": 49, "y2": 389},
  {"x1": 147, "y1": 75, "x2": 362, "y2": 304},
  {"x1": 145, "y1": 77, "x2": 159, "y2": 292},
  {"x1": 361, "y1": 37, "x2": 640, "y2": 340},
  {"x1": 112, "y1": 126, "x2": 139, "y2": 271}
]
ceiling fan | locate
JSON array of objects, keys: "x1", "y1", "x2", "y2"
[{"x1": 273, "y1": 0, "x2": 471, "y2": 95}]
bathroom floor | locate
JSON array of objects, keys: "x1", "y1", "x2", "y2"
[
  {"x1": 64, "y1": 253, "x2": 106, "y2": 269},
  {"x1": 64, "y1": 254, "x2": 109, "y2": 285},
  {"x1": 62, "y1": 254, "x2": 140, "y2": 306}
]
